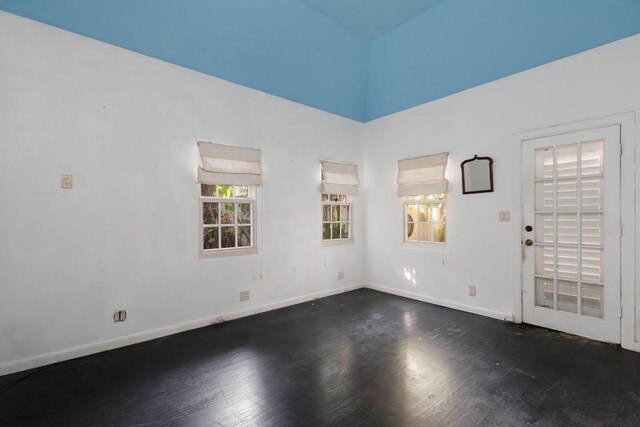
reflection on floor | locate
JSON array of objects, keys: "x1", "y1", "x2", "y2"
[{"x1": 1, "y1": 288, "x2": 640, "y2": 425}]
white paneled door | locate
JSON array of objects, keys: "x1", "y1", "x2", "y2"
[{"x1": 522, "y1": 126, "x2": 621, "y2": 343}]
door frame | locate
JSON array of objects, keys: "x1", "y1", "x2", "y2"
[{"x1": 512, "y1": 112, "x2": 636, "y2": 350}]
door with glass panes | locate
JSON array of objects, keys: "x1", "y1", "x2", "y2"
[{"x1": 521, "y1": 126, "x2": 621, "y2": 343}]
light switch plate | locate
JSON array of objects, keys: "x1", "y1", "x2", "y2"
[
  {"x1": 338, "y1": 271, "x2": 345, "y2": 280},
  {"x1": 61, "y1": 174, "x2": 73, "y2": 189},
  {"x1": 469, "y1": 286, "x2": 477, "y2": 297},
  {"x1": 499, "y1": 211, "x2": 511, "y2": 222}
]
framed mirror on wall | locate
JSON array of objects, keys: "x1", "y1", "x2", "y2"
[{"x1": 461, "y1": 155, "x2": 494, "y2": 194}]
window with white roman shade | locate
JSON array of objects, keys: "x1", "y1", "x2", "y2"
[
  {"x1": 397, "y1": 152, "x2": 449, "y2": 196},
  {"x1": 321, "y1": 161, "x2": 359, "y2": 196},
  {"x1": 197, "y1": 141, "x2": 261, "y2": 258},
  {"x1": 320, "y1": 160, "x2": 358, "y2": 244},
  {"x1": 399, "y1": 153, "x2": 449, "y2": 244},
  {"x1": 197, "y1": 141, "x2": 263, "y2": 186}
]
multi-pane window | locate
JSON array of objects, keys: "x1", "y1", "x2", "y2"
[
  {"x1": 534, "y1": 141, "x2": 604, "y2": 317},
  {"x1": 404, "y1": 194, "x2": 446, "y2": 243},
  {"x1": 200, "y1": 184, "x2": 255, "y2": 256},
  {"x1": 322, "y1": 194, "x2": 352, "y2": 241}
]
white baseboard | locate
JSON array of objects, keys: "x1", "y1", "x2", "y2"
[
  {"x1": 0, "y1": 283, "x2": 364, "y2": 377},
  {"x1": 364, "y1": 283, "x2": 513, "y2": 322}
]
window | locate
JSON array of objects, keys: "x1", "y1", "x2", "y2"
[
  {"x1": 404, "y1": 193, "x2": 446, "y2": 243},
  {"x1": 322, "y1": 194, "x2": 352, "y2": 242},
  {"x1": 200, "y1": 184, "x2": 256, "y2": 257}
]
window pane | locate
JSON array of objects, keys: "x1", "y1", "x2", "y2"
[
  {"x1": 221, "y1": 227, "x2": 236, "y2": 248},
  {"x1": 581, "y1": 177, "x2": 603, "y2": 210},
  {"x1": 406, "y1": 204, "x2": 418, "y2": 223},
  {"x1": 581, "y1": 248, "x2": 603, "y2": 283},
  {"x1": 341, "y1": 223, "x2": 349, "y2": 239},
  {"x1": 536, "y1": 245, "x2": 554, "y2": 277},
  {"x1": 322, "y1": 193, "x2": 329, "y2": 201},
  {"x1": 203, "y1": 227, "x2": 219, "y2": 250},
  {"x1": 201, "y1": 184, "x2": 217, "y2": 197},
  {"x1": 557, "y1": 246, "x2": 578, "y2": 280},
  {"x1": 341, "y1": 205, "x2": 350, "y2": 222},
  {"x1": 323, "y1": 205, "x2": 331, "y2": 221},
  {"x1": 221, "y1": 203, "x2": 235, "y2": 224},
  {"x1": 234, "y1": 186, "x2": 249, "y2": 198},
  {"x1": 535, "y1": 214, "x2": 554, "y2": 244},
  {"x1": 557, "y1": 143, "x2": 578, "y2": 177},
  {"x1": 203, "y1": 203, "x2": 219, "y2": 225},
  {"x1": 582, "y1": 283, "x2": 603, "y2": 318},
  {"x1": 338, "y1": 195, "x2": 347, "y2": 202},
  {"x1": 557, "y1": 214, "x2": 577, "y2": 244},
  {"x1": 557, "y1": 280, "x2": 577, "y2": 313},
  {"x1": 433, "y1": 223, "x2": 445, "y2": 243},
  {"x1": 218, "y1": 185, "x2": 233, "y2": 198},
  {"x1": 432, "y1": 204, "x2": 445, "y2": 222},
  {"x1": 238, "y1": 226, "x2": 251, "y2": 247},
  {"x1": 406, "y1": 220, "x2": 417, "y2": 241},
  {"x1": 331, "y1": 223, "x2": 340, "y2": 239},
  {"x1": 332, "y1": 205, "x2": 340, "y2": 222},
  {"x1": 330, "y1": 194, "x2": 339, "y2": 202},
  {"x1": 418, "y1": 205, "x2": 430, "y2": 222},
  {"x1": 323, "y1": 223, "x2": 331, "y2": 240},
  {"x1": 535, "y1": 147, "x2": 554, "y2": 179},
  {"x1": 581, "y1": 140, "x2": 603, "y2": 176},
  {"x1": 535, "y1": 277, "x2": 554, "y2": 309},
  {"x1": 419, "y1": 223, "x2": 431, "y2": 241},
  {"x1": 535, "y1": 181, "x2": 554, "y2": 211},
  {"x1": 556, "y1": 178, "x2": 578, "y2": 211},
  {"x1": 581, "y1": 213, "x2": 603, "y2": 246},
  {"x1": 237, "y1": 203, "x2": 251, "y2": 224}
]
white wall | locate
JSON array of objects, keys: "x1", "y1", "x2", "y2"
[
  {"x1": 2, "y1": 11, "x2": 640, "y2": 376},
  {"x1": 0, "y1": 12, "x2": 365, "y2": 375},
  {"x1": 362, "y1": 34, "x2": 640, "y2": 346}
]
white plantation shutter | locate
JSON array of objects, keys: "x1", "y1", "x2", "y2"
[
  {"x1": 321, "y1": 161, "x2": 359, "y2": 196},
  {"x1": 533, "y1": 140, "x2": 605, "y2": 316},
  {"x1": 397, "y1": 153, "x2": 449, "y2": 196},
  {"x1": 197, "y1": 141, "x2": 262, "y2": 186}
]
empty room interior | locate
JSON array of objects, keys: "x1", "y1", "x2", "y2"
[{"x1": 2, "y1": 0, "x2": 640, "y2": 425}]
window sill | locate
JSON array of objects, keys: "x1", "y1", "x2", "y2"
[
  {"x1": 402, "y1": 241, "x2": 446, "y2": 250},
  {"x1": 199, "y1": 247, "x2": 257, "y2": 260},
  {"x1": 322, "y1": 239, "x2": 354, "y2": 247}
]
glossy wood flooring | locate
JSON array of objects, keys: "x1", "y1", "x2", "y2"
[{"x1": 2, "y1": 288, "x2": 640, "y2": 426}]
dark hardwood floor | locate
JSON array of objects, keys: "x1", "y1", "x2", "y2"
[{"x1": 1, "y1": 288, "x2": 640, "y2": 426}]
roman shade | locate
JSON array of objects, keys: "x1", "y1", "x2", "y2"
[
  {"x1": 397, "y1": 152, "x2": 449, "y2": 196},
  {"x1": 321, "y1": 160, "x2": 359, "y2": 196},
  {"x1": 197, "y1": 141, "x2": 262, "y2": 186}
]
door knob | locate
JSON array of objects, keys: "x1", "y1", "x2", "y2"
[
  {"x1": 524, "y1": 239, "x2": 533, "y2": 246},
  {"x1": 525, "y1": 225, "x2": 533, "y2": 232}
]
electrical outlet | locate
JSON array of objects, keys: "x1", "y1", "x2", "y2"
[
  {"x1": 499, "y1": 211, "x2": 511, "y2": 222},
  {"x1": 338, "y1": 271, "x2": 344, "y2": 280},
  {"x1": 61, "y1": 174, "x2": 73, "y2": 189},
  {"x1": 240, "y1": 290, "x2": 250, "y2": 302},
  {"x1": 469, "y1": 286, "x2": 476, "y2": 297},
  {"x1": 113, "y1": 310, "x2": 127, "y2": 322}
]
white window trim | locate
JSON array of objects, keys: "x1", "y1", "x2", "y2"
[
  {"x1": 322, "y1": 238, "x2": 354, "y2": 247},
  {"x1": 199, "y1": 185, "x2": 258, "y2": 260},
  {"x1": 321, "y1": 194, "x2": 354, "y2": 246},
  {"x1": 401, "y1": 196, "x2": 446, "y2": 247}
]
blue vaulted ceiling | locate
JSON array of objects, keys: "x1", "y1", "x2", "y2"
[
  {"x1": 0, "y1": 0, "x2": 370, "y2": 121},
  {"x1": 1, "y1": 0, "x2": 640, "y2": 122},
  {"x1": 298, "y1": 0, "x2": 446, "y2": 39}
]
